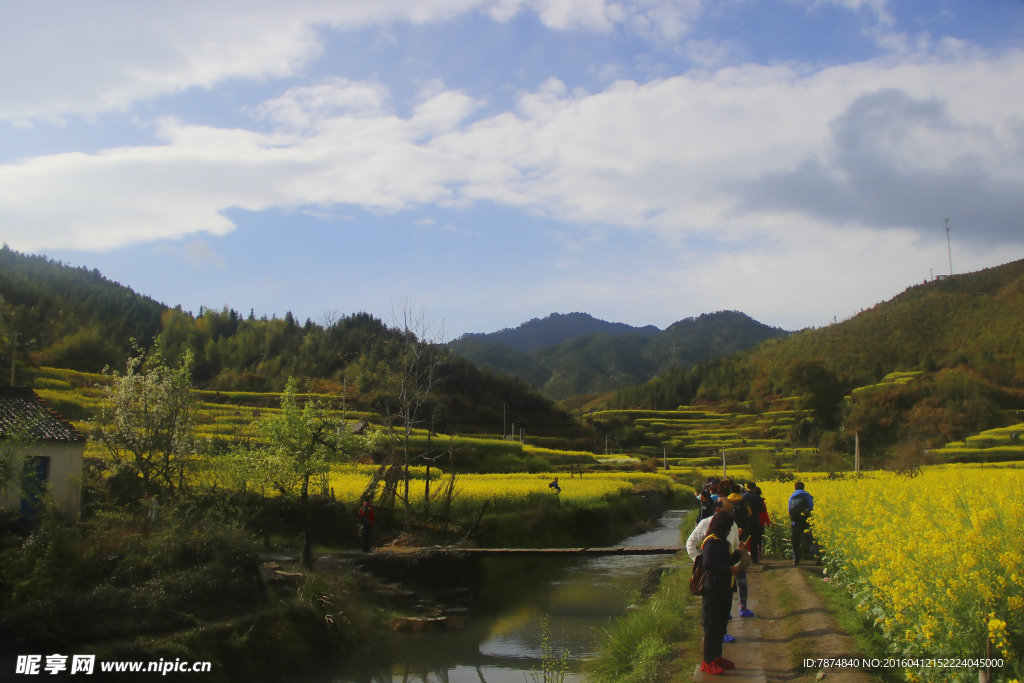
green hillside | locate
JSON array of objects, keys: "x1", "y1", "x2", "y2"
[
  {"x1": 0, "y1": 248, "x2": 579, "y2": 437},
  {"x1": 0, "y1": 245, "x2": 166, "y2": 372},
  {"x1": 450, "y1": 310, "x2": 788, "y2": 399},
  {"x1": 606, "y1": 259, "x2": 1024, "y2": 460}
]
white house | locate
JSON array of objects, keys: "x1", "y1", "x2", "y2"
[{"x1": 0, "y1": 386, "x2": 86, "y2": 520}]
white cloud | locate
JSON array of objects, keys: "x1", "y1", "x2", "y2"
[
  {"x1": 183, "y1": 239, "x2": 227, "y2": 268},
  {"x1": 0, "y1": 0, "x2": 838, "y2": 123},
  {"x1": 2, "y1": 49, "x2": 1024, "y2": 253}
]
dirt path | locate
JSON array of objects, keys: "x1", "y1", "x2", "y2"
[{"x1": 692, "y1": 559, "x2": 877, "y2": 683}]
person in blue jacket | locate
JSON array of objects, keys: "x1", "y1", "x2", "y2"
[{"x1": 788, "y1": 481, "x2": 819, "y2": 565}]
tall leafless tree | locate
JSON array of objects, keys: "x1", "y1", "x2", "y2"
[{"x1": 379, "y1": 297, "x2": 447, "y2": 530}]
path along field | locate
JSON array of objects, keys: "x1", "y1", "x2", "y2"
[{"x1": 758, "y1": 468, "x2": 1024, "y2": 683}]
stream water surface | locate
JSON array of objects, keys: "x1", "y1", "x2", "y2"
[{"x1": 328, "y1": 513, "x2": 687, "y2": 683}]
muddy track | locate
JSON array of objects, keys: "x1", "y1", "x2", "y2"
[{"x1": 692, "y1": 558, "x2": 877, "y2": 683}]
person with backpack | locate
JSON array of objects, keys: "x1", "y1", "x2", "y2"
[
  {"x1": 687, "y1": 496, "x2": 740, "y2": 643},
  {"x1": 727, "y1": 483, "x2": 755, "y2": 618},
  {"x1": 358, "y1": 496, "x2": 375, "y2": 553},
  {"x1": 742, "y1": 481, "x2": 766, "y2": 565},
  {"x1": 789, "y1": 481, "x2": 819, "y2": 565},
  {"x1": 699, "y1": 511, "x2": 743, "y2": 675}
]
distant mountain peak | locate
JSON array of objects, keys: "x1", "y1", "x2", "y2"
[{"x1": 459, "y1": 312, "x2": 661, "y2": 352}]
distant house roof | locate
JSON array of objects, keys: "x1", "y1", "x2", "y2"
[
  {"x1": 345, "y1": 421, "x2": 367, "y2": 434},
  {"x1": 0, "y1": 387, "x2": 86, "y2": 443}
]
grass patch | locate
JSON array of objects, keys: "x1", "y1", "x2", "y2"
[
  {"x1": 588, "y1": 562, "x2": 702, "y2": 683},
  {"x1": 806, "y1": 572, "x2": 902, "y2": 683},
  {"x1": 588, "y1": 509, "x2": 703, "y2": 683}
]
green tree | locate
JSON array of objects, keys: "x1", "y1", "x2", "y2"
[
  {"x1": 98, "y1": 348, "x2": 198, "y2": 495},
  {"x1": 0, "y1": 424, "x2": 33, "y2": 503},
  {"x1": 241, "y1": 377, "x2": 364, "y2": 567},
  {"x1": 786, "y1": 360, "x2": 845, "y2": 429}
]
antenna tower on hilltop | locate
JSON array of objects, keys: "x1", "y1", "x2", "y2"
[{"x1": 944, "y1": 218, "x2": 953, "y2": 276}]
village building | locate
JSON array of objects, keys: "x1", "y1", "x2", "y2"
[{"x1": 0, "y1": 386, "x2": 86, "y2": 520}]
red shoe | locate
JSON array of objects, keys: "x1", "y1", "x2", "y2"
[
  {"x1": 701, "y1": 661, "x2": 724, "y2": 675},
  {"x1": 714, "y1": 657, "x2": 735, "y2": 669}
]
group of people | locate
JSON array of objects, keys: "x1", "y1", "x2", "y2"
[{"x1": 687, "y1": 478, "x2": 819, "y2": 675}]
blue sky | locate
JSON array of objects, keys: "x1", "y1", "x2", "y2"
[{"x1": 2, "y1": 0, "x2": 1023, "y2": 335}]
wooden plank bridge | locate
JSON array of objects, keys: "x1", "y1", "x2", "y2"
[{"x1": 452, "y1": 546, "x2": 681, "y2": 556}]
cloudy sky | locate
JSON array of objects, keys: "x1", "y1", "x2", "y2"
[{"x1": 2, "y1": 0, "x2": 1022, "y2": 335}]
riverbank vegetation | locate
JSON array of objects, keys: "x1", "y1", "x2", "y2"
[{"x1": 589, "y1": 510, "x2": 701, "y2": 683}]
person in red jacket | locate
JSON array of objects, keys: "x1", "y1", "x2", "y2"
[{"x1": 358, "y1": 496, "x2": 374, "y2": 552}]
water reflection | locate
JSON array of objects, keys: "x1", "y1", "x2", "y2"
[{"x1": 326, "y1": 516, "x2": 683, "y2": 683}]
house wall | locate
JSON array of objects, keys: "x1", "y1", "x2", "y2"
[{"x1": 0, "y1": 442, "x2": 85, "y2": 520}]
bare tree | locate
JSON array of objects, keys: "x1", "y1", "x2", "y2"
[
  {"x1": 321, "y1": 309, "x2": 339, "y2": 328},
  {"x1": 379, "y1": 297, "x2": 447, "y2": 530}
]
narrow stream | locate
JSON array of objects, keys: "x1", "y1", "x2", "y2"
[{"x1": 329, "y1": 512, "x2": 687, "y2": 683}]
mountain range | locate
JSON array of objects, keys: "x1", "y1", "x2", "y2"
[{"x1": 449, "y1": 311, "x2": 789, "y2": 399}]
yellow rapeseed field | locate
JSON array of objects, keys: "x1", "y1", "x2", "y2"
[
  {"x1": 326, "y1": 468, "x2": 684, "y2": 517},
  {"x1": 759, "y1": 469, "x2": 1023, "y2": 682}
]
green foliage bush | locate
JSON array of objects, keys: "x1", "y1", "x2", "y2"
[{"x1": 0, "y1": 506, "x2": 264, "y2": 649}]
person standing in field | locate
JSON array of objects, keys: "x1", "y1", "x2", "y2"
[
  {"x1": 700, "y1": 511, "x2": 743, "y2": 675},
  {"x1": 789, "y1": 481, "x2": 819, "y2": 565},
  {"x1": 742, "y1": 481, "x2": 766, "y2": 565},
  {"x1": 358, "y1": 496, "x2": 374, "y2": 553}
]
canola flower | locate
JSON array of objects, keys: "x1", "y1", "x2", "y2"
[
  {"x1": 759, "y1": 469, "x2": 1024, "y2": 682},
  {"x1": 326, "y1": 469, "x2": 684, "y2": 517}
]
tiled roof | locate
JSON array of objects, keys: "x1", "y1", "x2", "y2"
[{"x1": 0, "y1": 387, "x2": 86, "y2": 443}]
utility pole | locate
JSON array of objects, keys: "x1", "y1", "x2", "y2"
[
  {"x1": 663, "y1": 447, "x2": 667, "y2": 470},
  {"x1": 855, "y1": 432, "x2": 860, "y2": 474},
  {"x1": 605, "y1": 434, "x2": 608, "y2": 455},
  {"x1": 944, "y1": 218, "x2": 953, "y2": 276},
  {"x1": 502, "y1": 402, "x2": 508, "y2": 441},
  {"x1": 342, "y1": 375, "x2": 347, "y2": 427},
  {"x1": 9, "y1": 331, "x2": 18, "y2": 387},
  {"x1": 722, "y1": 448, "x2": 727, "y2": 478}
]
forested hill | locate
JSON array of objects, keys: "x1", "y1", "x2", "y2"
[
  {"x1": 0, "y1": 247, "x2": 577, "y2": 435},
  {"x1": 450, "y1": 310, "x2": 789, "y2": 400},
  {"x1": 0, "y1": 245, "x2": 166, "y2": 371},
  {"x1": 609, "y1": 259, "x2": 1024, "y2": 422},
  {"x1": 460, "y1": 312, "x2": 661, "y2": 352}
]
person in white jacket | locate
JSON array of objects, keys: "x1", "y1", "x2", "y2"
[
  {"x1": 687, "y1": 496, "x2": 741, "y2": 643},
  {"x1": 687, "y1": 497, "x2": 739, "y2": 560}
]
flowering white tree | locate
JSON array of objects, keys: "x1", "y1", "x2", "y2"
[{"x1": 98, "y1": 348, "x2": 198, "y2": 495}]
